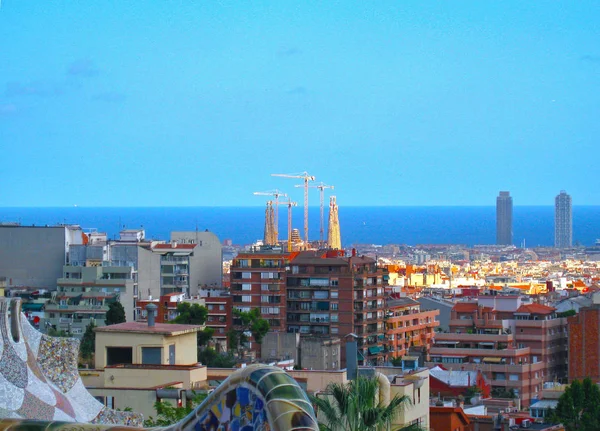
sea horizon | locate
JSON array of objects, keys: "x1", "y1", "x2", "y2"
[{"x1": 1, "y1": 206, "x2": 599, "y2": 248}]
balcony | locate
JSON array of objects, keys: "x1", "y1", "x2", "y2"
[{"x1": 434, "y1": 332, "x2": 514, "y2": 343}]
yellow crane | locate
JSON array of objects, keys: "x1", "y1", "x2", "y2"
[
  {"x1": 295, "y1": 182, "x2": 333, "y2": 246},
  {"x1": 271, "y1": 172, "x2": 315, "y2": 244},
  {"x1": 253, "y1": 189, "x2": 287, "y2": 242},
  {"x1": 273, "y1": 198, "x2": 298, "y2": 252}
]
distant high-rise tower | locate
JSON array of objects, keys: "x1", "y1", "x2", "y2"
[
  {"x1": 496, "y1": 191, "x2": 513, "y2": 245},
  {"x1": 327, "y1": 196, "x2": 341, "y2": 250},
  {"x1": 263, "y1": 201, "x2": 276, "y2": 245},
  {"x1": 555, "y1": 190, "x2": 572, "y2": 248}
]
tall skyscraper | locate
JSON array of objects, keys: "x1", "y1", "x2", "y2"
[
  {"x1": 555, "y1": 190, "x2": 572, "y2": 248},
  {"x1": 496, "y1": 191, "x2": 513, "y2": 245}
]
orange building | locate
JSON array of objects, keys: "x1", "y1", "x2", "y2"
[
  {"x1": 384, "y1": 296, "x2": 439, "y2": 360},
  {"x1": 429, "y1": 406, "x2": 470, "y2": 431}
]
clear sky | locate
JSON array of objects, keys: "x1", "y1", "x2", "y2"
[{"x1": 1, "y1": 1, "x2": 599, "y2": 207}]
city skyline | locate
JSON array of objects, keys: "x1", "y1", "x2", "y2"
[{"x1": 1, "y1": 2, "x2": 600, "y2": 207}]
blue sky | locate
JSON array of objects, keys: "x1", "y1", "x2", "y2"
[{"x1": 1, "y1": 1, "x2": 599, "y2": 207}]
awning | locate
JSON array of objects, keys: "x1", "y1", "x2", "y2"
[
  {"x1": 368, "y1": 346, "x2": 382, "y2": 355},
  {"x1": 22, "y1": 303, "x2": 44, "y2": 311},
  {"x1": 482, "y1": 357, "x2": 502, "y2": 363}
]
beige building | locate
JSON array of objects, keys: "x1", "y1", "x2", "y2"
[{"x1": 82, "y1": 319, "x2": 206, "y2": 418}]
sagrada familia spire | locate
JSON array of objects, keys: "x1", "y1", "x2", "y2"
[
  {"x1": 327, "y1": 196, "x2": 341, "y2": 250},
  {"x1": 263, "y1": 201, "x2": 276, "y2": 245}
]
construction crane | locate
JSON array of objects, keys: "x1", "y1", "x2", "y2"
[
  {"x1": 271, "y1": 172, "x2": 315, "y2": 244},
  {"x1": 253, "y1": 189, "x2": 287, "y2": 242},
  {"x1": 296, "y1": 182, "x2": 333, "y2": 246},
  {"x1": 273, "y1": 198, "x2": 298, "y2": 252}
]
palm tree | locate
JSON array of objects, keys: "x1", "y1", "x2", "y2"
[{"x1": 310, "y1": 376, "x2": 421, "y2": 431}]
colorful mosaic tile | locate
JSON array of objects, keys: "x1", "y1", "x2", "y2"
[
  {"x1": 16, "y1": 391, "x2": 54, "y2": 422},
  {"x1": 37, "y1": 334, "x2": 80, "y2": 393},
  {"x1": 0, "y1": 299, "x2": 142, "y2": 427}
]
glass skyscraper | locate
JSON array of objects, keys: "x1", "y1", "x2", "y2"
[
  {"x1": 555, "y1": 190, "x2": 572, "y2": 248},
  {"x1": 496, "y1": 191, "x2": 513, "y2": 245}
]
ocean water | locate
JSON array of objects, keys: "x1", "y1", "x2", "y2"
[{"x1": 0, "y1": 206, "x2": 599, "y2": 247}]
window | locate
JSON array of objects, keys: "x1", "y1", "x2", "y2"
[
  {"x1": 331, "y1": 303, "x2": 338, "y2": 311},
  {"x1": 331, "y1": 327, "x2": 339, "y2": 334},
  {"x1": 331, "y1": 279, "x2": 339, "y2": 286},
  {"x1": 242, "y1": 283, "x2": 252, "y2": 291},
  {"x1": 509, "y1": 374, "x2": 519, "y2": 381},
  {"x1": 242, "y1": 272, "x2": 252, "y2": 279},
  {"x1": 331, "y1": 291, "x2": 339, "y2": 299},
  {"x1": 331, "y1": 314, "x2": 338, "y2": 323},
  {"x1": 242, "y1": 295, "x2": 252, "y2": 303},
  {"x1": 142, "y1": 347, "x2": 162, "y2": 365},
  {"x1": 219, "y1": 305, "x2": 225, "y2": 311},
  {"x1": 106, "y1": 347, "x2": 133, "y2": 366}
]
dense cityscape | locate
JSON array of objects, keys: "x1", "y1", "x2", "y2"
[
  {"x1": 0, "y1": 185, "x2": 597, "y2": 430},
  {"x1": 2, "y1": 1, "x2": 600, "y2": 430}
]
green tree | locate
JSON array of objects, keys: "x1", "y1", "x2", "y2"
[
  {"x1": 551, "y1": 378, "x2": 600, "y2": 431},
  {"x1": 143, "y1": 392, "x2": 207, "y2": 427},
  {"x1": 171, "y1": 303, "x2": 208, "y2": 325},
  {"x1": 105, "y1": 302, "x2": 126, "y2": 325},
  {"x1": 310, "y1": 376, "x2": 419, "y2": 431},
  {"x1": 198, "y1": 347, "x2": 236, "y2": 368},
  {"x1": 197, "y1": 327, "x2": 215, "y2": 347},
  {"x1": 230, "y1": 308, "x2": 270, "y2": 353},
  {"x1": 80, "y1": 321, "x2": 96, "y2": 363}
]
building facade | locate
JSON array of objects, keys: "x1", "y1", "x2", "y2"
[
  {"x1": 427, "y1": 296, "x2": 568, "y2": 407},
  {"x1": 496, "y1": 191, "x2": 513, "y2": 245},
  {"x1": 230, "y1": 246, "x2": 289, "y2": 344},
  {"x1": 568, "y1": 298, "x2": 600, "y2": 382},
  {"x1": 0, "y1": 224, "x2": 83, "y2": 289},
  {"x1": 555, "y1": 190, "x2": 572, "y2": 249},
  {"x1": 384, "y1": 296, "x2": 439, "y2": 361},
  {"x1": 43, "y1": 265, "x2": 136, "y2": 337}
]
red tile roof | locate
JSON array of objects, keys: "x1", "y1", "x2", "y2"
[
  {"x1": 453, "y1": 302, "x2": 478, "y2": 313},
  {"x1": 515, "y1": 303, "x2": 556, "y2": 315}
]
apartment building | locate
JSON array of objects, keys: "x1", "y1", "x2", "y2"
[
  {"x1": 0, "y1": 224, "x2": 84, "y2": 289},
  {"x1": 384, "y1": 296, "x2": 439, "y2": 360},
  {"x1": 230, "y1": 246, "x2": 289, "y2": 337},
  {"x1": 42, "y1": 265, "x2": 136, "y2": 337},
  {"x1": 427, "y1": 296, "x2": 568, "y2": 407},
  {"x1": 286, "y1": 249, "x2": 389, "y2": 366}
]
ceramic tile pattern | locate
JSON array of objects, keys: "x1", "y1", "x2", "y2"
[{"x1": 0, "y1": 299, "x2": 142, "y2": 427}]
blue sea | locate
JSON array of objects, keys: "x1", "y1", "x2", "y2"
[{"x1": 0, "y1": 206, "x2": 599, "y2": 247}]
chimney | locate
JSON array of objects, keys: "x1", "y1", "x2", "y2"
[
  {"x1": 345, "y1": 333, "x2": 359, "y2": 380},
  {"x1": 147, "y1": 303, "x2": 157, "y2": 327},
  {"x1": 352, "y1": 248, "x2": 356, "y2": 257}
]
